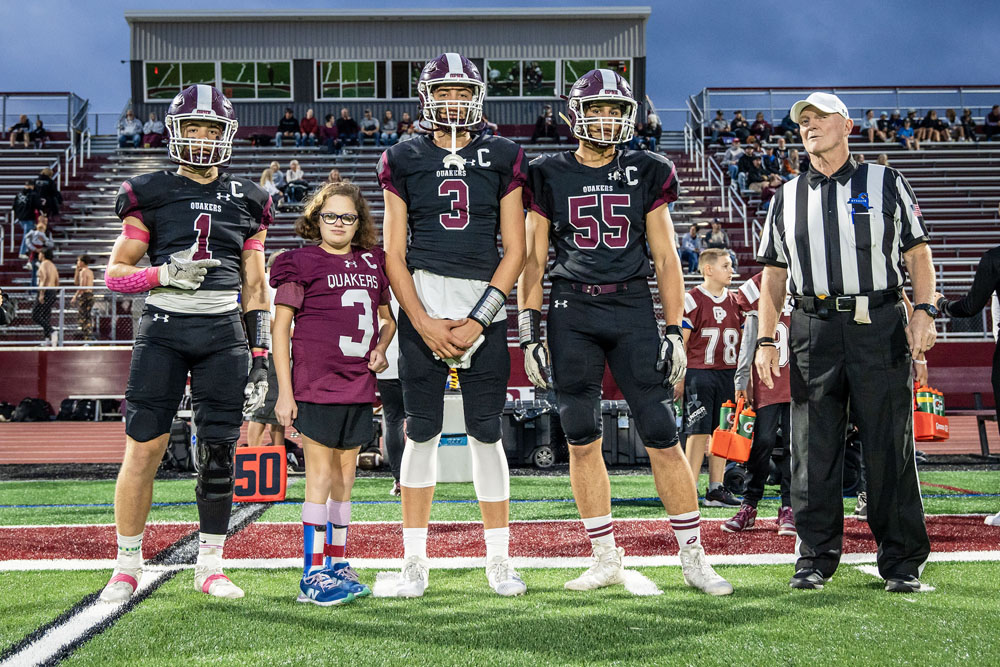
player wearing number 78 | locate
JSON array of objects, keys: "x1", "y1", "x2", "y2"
[
  {"x1": 270, "y1": 182, "x2": 395, "y2": 606},
  {"x1": 101, "y1": 85, "x2": 272, "y2": 603},
  {"x1": 518, "y1": 69, "x2": 731, "y2": 596}
]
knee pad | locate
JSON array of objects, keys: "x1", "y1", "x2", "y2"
[
  {"x1": 558, "y1": 398, "x2": 602, "y2": 446},
  {"x1": 196, "y1": 439, "x2": 236, "y2": 502},
  {"x1": 468, "y1": 436, "x2": 509, "y2": 502},
  {"x1": 631, "y1": 402, "x2": 680, "y2": 449},
  {"x1": 400, "y1": 434, "x2": 440, "y2": 489}
]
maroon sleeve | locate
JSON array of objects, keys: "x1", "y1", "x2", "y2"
[
  {"x1": 523, "y1": 157, "x2": 550, "y2": 218},
  {"x1": 647, "y1": 159, "x2": 679, "y2": 213},
  {"x1": 500, "y1": 145, "x2": 527, "y2": 197},
  {"x1": 114, "y1": 180, "x2": 144, "y2": 224},
  {"x1": 375, "y1": 247, "x2": 391, "y2": 306},
  {"x1": 376, "y1": 150, "x2": 406, "y2": 201},
  {"x1": 269, "y1": 251, "x2": 305, "y2": 310}
]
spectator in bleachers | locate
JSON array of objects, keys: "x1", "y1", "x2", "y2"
[
  {"x1": 782, "y1": 149, "x2": 801, "y2": 179},
  {"x1": 898, "y1": 118, "x2": 919, "y2": 150},
  {"x1": 8, "y1": 114, "x2": 30, "y2": 148},
  {"x1": 379, "y1": 110, "x2": 398, "y2": 146},
  {"x1": 905, "y1": 108, "x2": 919, "y2": 129},
  {"x1": 854, "y1": 153, "x2": 866, "y2": 164},
  {"x1": 298, "y1": 108, "x2": 318, "y2": 147},
  {"x1": 876, "y1": 111, "x2": 894, "y2": 142},
  {"x1": 269, "y1": 160, "x2": 287, "y2": 194},
  {"x1": 741, "y1": 154, "x2": 779, "y2": 197},
  {"x1": 643, "y1": 113, "x2": 662, "y2": 152},
  {"x1": 943, "y1": 108, "x2": 964, "y2": 141},
  {"x1": 709, "y1": 109, "x2": 731, "y2": 144},
  {"x1": 0, "y1": 286, "x2": 14, "y2": 327},
  {"x1": 34, "y1": 167, "x2": 61, "y2": 219},
  {"x1": 142, "y1": 112, "x2": 164, "y2": 148},
  {"x1": 776, "y1": 112, "x2": 798, "y2": 142},
  {"x1": 32, "y1": 247, "x2": 58, "y2": 345},
  {"x1": 481, "y1": 113, "x2": 498, "y2": 137},
  {"x1": 876, "y1": 153, "x2": 890, "y2": 166},
  {"x1": 532, "y1": 104, "x2": 560, "y2": 143},
  {"x1": 13, "y1": 180, "x2": 40, "y2": 258},
  {"x1": 749, "y1": 112, "x2": 772, "y2": 142},
  {"x1": 318, "y1": 113, "x2": 342, "y2": 155},
  {"x1": 721, "y1": 138, "x2": 744, "y2": 181},
  {"x1": 986, "y1": 105, "x2": 1000, "y2": 141},
  {"x1": 917, "y1": 110, "x2": 944, "y2": 142},
  {"x1": 679, "y1": 224, "x2": 703, "y2": 274},
  {"x1": 117, "y1": 110, "x2": 142, "y2": 148},
  {"x1": 29, "y1": 119, "x2": 47, "y2": 149},
  {"x1": 25, "y1": 213, "x2": 54, "y2": 286},
  {"x1": 861, "y1": 109, "x2": 886, "y2": 143},
  {"x1": 762, "y1": 146, "x2": 782, "y2": 177},
  {"x1": 259, "y1": 165, "x2": 283, "y2": 206},
  {"x1": 397, "y1": 111, "x2": 415, "y2": 142},
  {"x1": 71, "y1": 254, "x2": 95, "y2": 341},
  {"x1": 359, "y1": 108, "x2": 380, "y2": 146},
  {"x1": 275, "y1": 107, "x2": 299, "y2": 148},
  {"x1": 703, "y1": 221, "x2": 738, "y2": 268},
  {"x1": 730, "y1": 110, "x2": 750, "y2": 141},
  {"x1": 960, "y1": 108, "x2": 978, "y2": 142},
  {"x1": 327, "y1": 168, "x2": 343, "y2": 184},
  {"x1": 284, "y1": 159, "x2": 309, "y2": 204},
  {"x1": 888, "y1": 109, "x2": 904, "y2": 134},
  {"x1": 773, "y1": 136, "x2": 788, "y2": 161},
  {"x1": 336, "y1": 108, "x2": 360, "y2": 146}
]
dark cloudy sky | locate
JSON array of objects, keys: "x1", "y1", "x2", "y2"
[{"x1": 3, "y1": 0, "x2": 998, "y2": 116}]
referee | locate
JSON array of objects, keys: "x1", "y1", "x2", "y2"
[{"x1": 755, "y1": 92, "x2": 936, "y2": 593}]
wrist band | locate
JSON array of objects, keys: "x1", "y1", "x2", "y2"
[
  {"x1": 469, "y1": 286, "x2": 507, "y2": 329},
  {"x1": 518, "y1": 308, "x2": 542, "y2": 348},
  {"x1": 756, "y1": 342, "x2": 777, "y2": 349},
  {"x1": 244, "y1": 309, "x2": 271, "y2": 351},
  {"x1": 913, "y1": 359, "x2": 927, "y2": 365},
  {"x1": 665, "y1": 324, "x2": 682, "y2": 337}
]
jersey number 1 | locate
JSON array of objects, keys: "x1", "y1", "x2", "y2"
[{"x1": 193, "y1": 213, "x2": 213, "y2": 260}]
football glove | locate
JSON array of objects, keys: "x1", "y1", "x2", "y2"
[
  {"x1": 523, "y1": 342, "x2": 553, "y2": 390},
  {"x1": 242, "y1": 355, "x2": 269, "y2": 416},
  {"x1": 158, "y1": 242, "x2": 221, "y2": 290},
  {"x1": 656, "y1": 325, "x2": 686, "y2": 387}
]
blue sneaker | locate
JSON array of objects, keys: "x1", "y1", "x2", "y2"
[
  {"x1": 326, "y1": 561, "x2": 371, "y2": 598},
  {"x1": 297, "y1": 571, "x2": 355, "y2": 606}
]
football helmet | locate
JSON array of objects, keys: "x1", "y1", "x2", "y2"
[
  {"x1": 165, "y1": 84, "x2": 238, "y2": 167},
  {"x1": 566, "y1": 69, "x2": 637, "y2": 146},
  {"x1": 417, "y1": 53, "x2": 485, "y2": 130}
]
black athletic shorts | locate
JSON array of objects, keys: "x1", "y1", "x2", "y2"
[
  {"x1": 294, "y1": 401, "x2": 374, "y2": 450},
  {"x1": 397, "y1": 309, "x2": 509, "y2": 443},
  {"x1": 125, "y1": 305, "x2": 248, "y2": 443},
  {"x1": 682, "y1": 367, "x2": 736, "y2": 435},
  {"x1": 249, "y1": 352, "x2": 280, "y2": 426},
  {"x1": 547, "y1": 278, "x2": 678, "y2": 449}
]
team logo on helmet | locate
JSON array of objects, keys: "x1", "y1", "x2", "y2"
[
  {"x1": 565, "y1": 69, "x2": 637, "y2": 146},
  {"x1": 164, "y1": 84, "x2": 239, "y2": 168},
  {"x1": 417, "y1": 53, "x2": 485, "y2": 131}
]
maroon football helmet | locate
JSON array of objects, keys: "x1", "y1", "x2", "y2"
[
  {"x1": 417, "y1": 53, "x2": 485, "y2": 129},
  {"x1": 566, "y1": 69, "x2": 637, "y2": 146},
  {"x1": 164, "y1": 84, "x2": 238, "y2": 167}
]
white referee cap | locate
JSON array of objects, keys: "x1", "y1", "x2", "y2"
[{"x1": 790, "y1": 92, "x2": 849, "y2": 123}]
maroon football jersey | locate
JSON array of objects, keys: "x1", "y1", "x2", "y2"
[
  {"x1": 682, "y1": 285, "x2": 741, "y2": 370},
  {"x1": 269, "y1": 245, "x2": 390, "y2": 405},
  {"x1": 736, "y1": 272, "x2": 792, "y2": 408}
]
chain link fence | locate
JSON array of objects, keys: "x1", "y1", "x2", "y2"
[{"x1": 0, "y1": 286, "x2": 142, "y2": 346}]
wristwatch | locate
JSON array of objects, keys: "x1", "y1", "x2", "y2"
[{"x1": 913, "y1": 303, "x2": 940, "y2": 319}]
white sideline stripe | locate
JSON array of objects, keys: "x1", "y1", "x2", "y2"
[
  {"x1": 4, "y1": 550, "x2": 1000, "y2": 572},
  {"x1": 0, "y1": 566, "x2": 182, "y2": 667}
]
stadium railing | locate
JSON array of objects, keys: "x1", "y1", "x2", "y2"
[{"x1": 0, "y1": 286, "x2": 140, "y2": 346}]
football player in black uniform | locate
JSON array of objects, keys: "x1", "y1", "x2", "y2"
[
  {"x1": 518, "y1": 70, "x2": 732, "y2": 595},
  {"x1": 100, "y1": 85, "x2": 273, "y2": 602},
  {"x1": 377, "y1": 53, "x2": 527, "y2": 597}
]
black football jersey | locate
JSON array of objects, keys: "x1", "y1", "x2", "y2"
[
  {"x1": 376, "y1": 133, "x2": 526, "y2": 282},
  {"x1": 524, "y1": 150, "x2": 679, "y2": 284},
  {"x1": 115, "y1": 170, "x2": 272, "y2": 292}
]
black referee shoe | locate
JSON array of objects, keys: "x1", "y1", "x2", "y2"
[
  {"x1": 884, "y1": 574, "x2": 921, "y2": 593},
  {"x1": 789, "y1": 568, "x2": 830, "y2": 590},
  {"x1": 703, "y1": 487, "x2": 741, "y2": 507}
]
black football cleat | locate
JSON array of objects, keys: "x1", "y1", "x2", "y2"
[{"x1": 789, "y1": 568, "x2": 830, "y2": 590}]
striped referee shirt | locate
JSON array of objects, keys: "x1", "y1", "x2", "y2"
[{"x1": 756, "y1": 157, "x2": 929, "y2": 296}]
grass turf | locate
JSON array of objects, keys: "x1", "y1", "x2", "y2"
[
  {"x1": 1, "y1": 471, "x2": 997, "y2": 527},
  {"x1": 51, "y1": 562, "x2": 1000, "y2": 666},
  {"x1": 0, "y1": 570, "x2": 110, "y2": 652}
]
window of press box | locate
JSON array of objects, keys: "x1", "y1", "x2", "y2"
[
  {"x1": 389, "y1": 59, "x2": 485, "y2": 99},
  {"x1": 315, "y1": 61, "x2": 384, "y2": 99},
  {"x1": 221, "y1": 62, "x2": 292, "y2": 100},
  {"x1": 486, "y1": 60, "x2": 557, "y2": 98},
  {"x1": 145, "y1": 62, "x2": 214, "y2": 100},
  {"x1": 561, "y1": 59, "x2": 631, "y2": 95}
]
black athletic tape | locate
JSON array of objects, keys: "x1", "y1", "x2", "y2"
[
  {"x1": 664, "y1": 324, "x2": 682, "y2": 338},
  {"x1": 243, "y1": 309, "x2": 270, "y2": 350},
  {"x1": 469, "y1": 286, "x2": 507, "y2": 329},
  {"x1": 518, "y1": 309, "x2": 542, "y2": 347}
]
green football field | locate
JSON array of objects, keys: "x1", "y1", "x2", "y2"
[{"x1": 2, "y1": 470, "x2": 999, "y2": 665}]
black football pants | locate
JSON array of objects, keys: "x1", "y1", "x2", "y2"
[
  {"x1": 788, "y1": 300, "x2": 930, "y2": 580},
  {"x1": 743, "y1": 401, "x2": 791, "y2": 508}
]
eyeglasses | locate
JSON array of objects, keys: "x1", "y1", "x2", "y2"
[{"x1": 318, "y1": 212, "x2": 359, "y2": 226}]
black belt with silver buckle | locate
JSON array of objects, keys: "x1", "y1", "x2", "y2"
[{"x1": 793, "y1": 289, "x2": 901, "y2": 314}]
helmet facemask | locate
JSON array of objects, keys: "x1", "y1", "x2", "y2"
[
  {"x1": 419, "y1": 80, "x2": 485, "y2": 130},
  {"x1": 570, "y1": 96, "x2": 637, "y2": 146},
  {"x1": 166, "y1": 114, "x2": 238, "y2": 167}
]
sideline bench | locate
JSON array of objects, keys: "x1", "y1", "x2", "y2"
[{"x1": 930, "y1": 366, "x2": 996, "y2": 457}]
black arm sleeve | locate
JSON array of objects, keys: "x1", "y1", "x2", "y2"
[{"x1": 944, "y1": 248, "x2": 1000, "y2": 318}]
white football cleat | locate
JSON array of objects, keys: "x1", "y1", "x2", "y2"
[
  {"x1": 195, "y1": 566, "x2": 244, "y2": 599},
  {"x1": 395, "y1": 555, "x2": 430, "y2": 598},
  {"x1": 679, "y1": 544, "x2": 733, "y2": 596},
  {"x1": 486, "y1": 556, "x2": 527, "y2": 597},
  {"x1": 985, "y1": 511, "x2": 1000, "y2": 527},
  {"x1": 564, "y1": 544, "x2": 626, "y2": 591},
  {"x1": 100, "y1": 565, "x2": 142, "y2": 603}
]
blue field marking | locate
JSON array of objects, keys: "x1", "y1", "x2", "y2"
[{"x1": 2, "y1": 492, "x2": 997, "y2": 510}]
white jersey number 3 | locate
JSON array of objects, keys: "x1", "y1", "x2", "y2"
[{"x1": 339, "y1": 289, "x2": 374, "y2": 358}]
